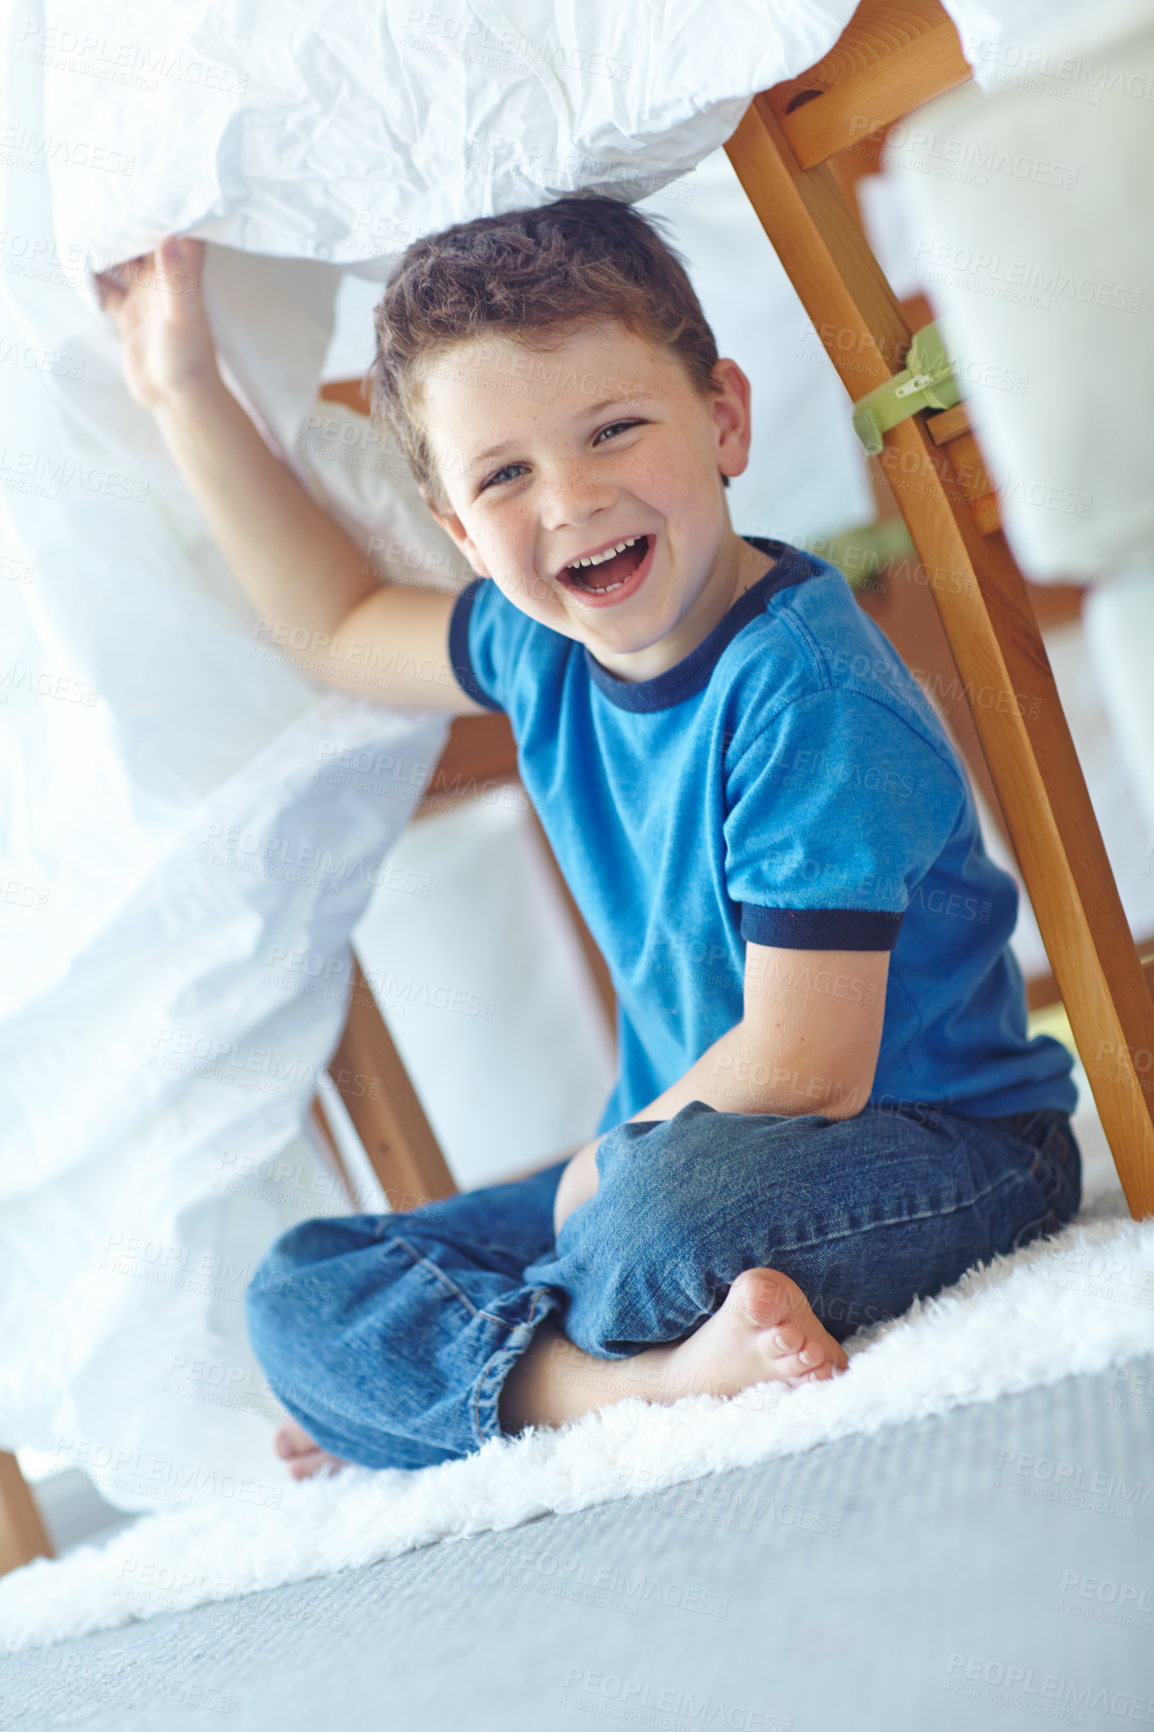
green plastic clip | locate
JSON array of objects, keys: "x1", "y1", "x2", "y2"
[{"x1": 851, "y1": 322, "x2": 962, "y2": 457}]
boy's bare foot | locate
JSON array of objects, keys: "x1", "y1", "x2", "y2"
[
  {"x1": 500, "y1": 1268, "x2": 848, "y2": 1434},
  {"x1": 655, "y1": 1267, "x2": 848, "y2": 1398},
  {"x1": 273, "y1": 1418, "x2": 347, "y2": 1480}
]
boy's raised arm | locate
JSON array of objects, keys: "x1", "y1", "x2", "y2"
[{"x1": 96, "y1": 236, "x2": 484, "y2": 716}]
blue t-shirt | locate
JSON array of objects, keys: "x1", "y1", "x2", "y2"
[{"x1": 449, "y1": 538, "x2": 1077, "y2": 1130}]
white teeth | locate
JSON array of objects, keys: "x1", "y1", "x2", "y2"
[{"x1": 569, "y1": 536, "x2": 638, "y2": 572}]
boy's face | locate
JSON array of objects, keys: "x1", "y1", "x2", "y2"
[{"x1": 422, "y1": 319, "x2": 761, "y2": 681}]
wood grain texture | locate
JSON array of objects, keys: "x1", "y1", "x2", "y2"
[{"x1": 770, "y1": 0, "x2": 971, "y2": 168}]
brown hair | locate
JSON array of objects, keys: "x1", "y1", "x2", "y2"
[{"x1": 369, "y1": 193, "x2": 722, "y2": 509}]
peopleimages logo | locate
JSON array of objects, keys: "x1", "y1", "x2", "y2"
[
  {"x1": 559, "y1": 1668, "x2": 790, "y2": 1730},
  {"x1": 498, "y1": 1548, "x2": 729, "y2": 1618},
  {"x1": 962, "y1": 35, "x2": 1154, "y2": 105},
  {"x1": 992, "y1": 1447, "x2": 1154, "y2": 1521},
  {"x1": 914, "y1": 240, "x2": 1142, "y2": 315},
  {"x1": 1057, "y1": 1569, "x2": 1153, "y2": 1632},
  {"x1": 944, "y1": 1653, "x2": 1154, "y2": 1722}
]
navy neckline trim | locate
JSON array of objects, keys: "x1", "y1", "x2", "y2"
[
  {"x1": 583, "y1": 538, "x2": 819, "y2": 713},
  {"x1": 448, "y1": 578, "x2": 504, "y2": 713}
]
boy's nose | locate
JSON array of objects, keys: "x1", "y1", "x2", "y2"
[{"x1": 538, "y1": 460, "x2": 617, "y2": 530}]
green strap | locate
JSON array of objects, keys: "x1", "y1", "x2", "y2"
[{"x1": 851, "y1": 323, "x2": 962, "y2": 456}]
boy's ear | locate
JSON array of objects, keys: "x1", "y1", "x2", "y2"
[
  {"x1": 710, "y1": 358, "x2": 753, "y2": 483},
  {"x1": 425, "y1": 493, "x2": 491, "y2": 579}
]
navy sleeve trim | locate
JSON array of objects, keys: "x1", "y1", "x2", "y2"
[
  {"x1": 447, "y1": 579, "x2": 504, "y2": 713},
  {"x1": 740, "y1": 905, "x2": 904, "y2": 951}
]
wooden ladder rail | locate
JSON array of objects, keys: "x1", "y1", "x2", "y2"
[
  {"x1": 725, "y1": 24, "x2": 1154, "y2": 1218},
  {"x1": 0, "y1": 1449, "x2": 52, "y2": 1574}
]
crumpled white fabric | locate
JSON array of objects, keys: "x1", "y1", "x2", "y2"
[
  {"x1": 0, "y1": 5, "x2": 460, "y2": 1506},
  {"x1": 27, "y1": 0, "x2": 860, "y2": 274}
]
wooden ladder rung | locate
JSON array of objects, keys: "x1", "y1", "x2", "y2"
[{"x1": 926, "y1": 402, "x2": 972, "y2": 444}]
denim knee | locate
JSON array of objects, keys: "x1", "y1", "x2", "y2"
[
  {"x1": 245, "y1": 1216, "x2": 373, "y2": 1393},
  {"x1": 246, "y1": 1227, "x2": 310, "y2": 1382},
  {"x1": 596, "y1": 1097, "x2": 717, "y2": 1193},
  {"x1": 248, "y1": 1217, "x2": 353, "y2": 1307},
  {"x1": 547, "y1": 1102, "x2": 775, "y2": 1352},
  {"x1": 573, "y1": 1100, "x2": 805, "y2": 1268}
]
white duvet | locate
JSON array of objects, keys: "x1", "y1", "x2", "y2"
[
  {"x1": 1, "y1": 0, "x2": 873, "y2": 1511},
  {"x1": 26, "y1": 0, "x2": 860, "y2": 272}
]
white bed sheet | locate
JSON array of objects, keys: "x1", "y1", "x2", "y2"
[{"x1": 29, "y1": 0, "x2": 860, "y2": 273}]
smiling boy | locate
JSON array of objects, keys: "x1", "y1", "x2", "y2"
[{"x1": 99, "y1": 195, "x2": 1079, "y2": 1474}]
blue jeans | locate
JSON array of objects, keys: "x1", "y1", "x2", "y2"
[{"x1": 245, "y1": 1100, "x2": 1080, "y2": 1471}]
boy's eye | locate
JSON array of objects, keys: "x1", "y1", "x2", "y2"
[
  {"x1": 479, "y1": 462, "x2": 528, "y2": 492},
  {"x1": 594, "y1": 419, "x2": 644, "y2": 443}
]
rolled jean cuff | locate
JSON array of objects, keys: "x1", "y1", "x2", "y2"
[{"x1": 471, "y1": 1285, "x2": 561, "y2": 1446}]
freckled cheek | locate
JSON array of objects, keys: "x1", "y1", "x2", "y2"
[
  {"x1": 625, "y1": 455, "x2": 695, "y2": 526},
  {"x1": 475, "y1": 520, "x2": 531, "y2": 596},
  {"x1": 621, "y1": 450, "x2": 669, "y2": 494}
]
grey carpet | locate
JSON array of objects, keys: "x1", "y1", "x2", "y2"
[{"x1": 2, "y1": 1356, "x2": 1152, "y2": 1732}]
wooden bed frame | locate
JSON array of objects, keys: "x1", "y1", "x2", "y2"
[{"x1": 4, "y1": 0, "x2": 1153, "y2": 1579}]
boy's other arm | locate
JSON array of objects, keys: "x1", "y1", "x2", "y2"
[
  {"x1": 97, "y1": 236, "x2": 484, "y2": 716},
  {"x1": 674, "y1": 940, "x2": 889, "y2": 1121},
  {"x1": 553, "y1": 943, "x2": 889, "y2": 1232}
]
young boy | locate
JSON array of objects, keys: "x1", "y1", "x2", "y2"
[{"x1": 99, "y1": 196, "x2": 1080, "y2": 1477}]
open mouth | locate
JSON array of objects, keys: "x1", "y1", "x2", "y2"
[{"x1": 556, "y1": 534, "x2": 652, "y2": 604}]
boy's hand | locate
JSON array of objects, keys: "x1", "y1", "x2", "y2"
[{"x1": 94, "y1": 236, "x2": 218, "y2": 413}]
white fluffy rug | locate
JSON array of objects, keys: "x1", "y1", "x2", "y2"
[{"x1": 3, "y1": 1130, "x2": 1152, "y2": 1651}]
